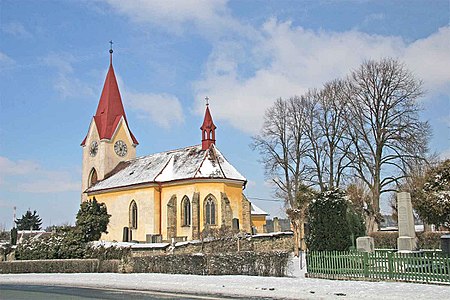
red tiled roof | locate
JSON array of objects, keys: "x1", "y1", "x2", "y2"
[
  {"x1": 81, "y1": 64, "x2": 138, "y2": 146},
  {"x1": 200, "y1": 106, "x2": 216, "y2": 131}
]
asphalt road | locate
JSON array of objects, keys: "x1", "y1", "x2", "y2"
[{"x1": 0, "y1": 284, "x2": 260, "y2": 300}]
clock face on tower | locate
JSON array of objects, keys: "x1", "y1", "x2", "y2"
[
  {"x1": 114, "y1": 140, "x2": 128, "y2": 157},
  {"x1": 89, "y1": 141, "x2": 98, "y2": 157}
]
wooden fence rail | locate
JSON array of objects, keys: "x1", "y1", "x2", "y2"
[{"x1": 306, "y1": 250, "x2": 450, "y2": 284}]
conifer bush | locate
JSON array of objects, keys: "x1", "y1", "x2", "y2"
[{"x1": 306, "y1": 189, "x2": 364, "y2": 251}]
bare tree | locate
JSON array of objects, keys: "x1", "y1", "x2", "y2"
[
  {"x1": 345, "y1": 58, "x2": 430, "y2": 233},
  {"x1": 252, "y1": 97, "x2": 310, "y2": 256},
  {"x1": 303, "y1": 80, "x2": 352, "y2": 191}
]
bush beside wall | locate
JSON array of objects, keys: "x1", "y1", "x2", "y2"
[
  {"x1": 370, "y1": 231, "x2": 446, "y2": 249},
  {"x1": 0, "y1": 259, "x2": 119, "y2": 274},
  {"x1": 416, "y1": 232, "x2": 445, "y2": 249}
]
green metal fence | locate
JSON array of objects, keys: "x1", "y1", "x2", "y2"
[{"x1": 306, "y1": 250, "x2": 450, "y2": 284}]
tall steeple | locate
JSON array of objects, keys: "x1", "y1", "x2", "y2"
[
  {"x1": 81, "y1": 44, "x2": 138, "y2": 146},
  {"x1": 81, "y1": 44, "x2": 138, "y2": 202},
  {"x1": 200, "y1": 97, "x2": 216, "y2": 150}
]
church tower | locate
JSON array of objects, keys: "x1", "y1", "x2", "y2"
[{"x1": 81, "y1": 46, "x2": 138, "y2": 201}]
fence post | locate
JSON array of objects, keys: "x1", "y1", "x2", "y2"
[
  {"x1": 363, "y1": 252, "x2": 369, "y2": 278},
  {"x1": 387, "y1": 251, "x2": 393, "y2": 280}
]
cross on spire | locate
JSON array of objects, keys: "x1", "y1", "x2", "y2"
[
  {"x1": 109, "y1": 40, "x2": 114, "y2": 64},
  {"x1": 205, "y1": 96, "x2": 209, "y2": 106}
]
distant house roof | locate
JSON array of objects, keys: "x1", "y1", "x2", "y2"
[
  {"x1": 86, "y1": 144, "x2": 246, "y2": 193},
  {"x1": 251, "y1": 203, "x2": 268, "y2": 216}
]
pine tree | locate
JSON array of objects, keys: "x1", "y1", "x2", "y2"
[
  {"x1": 15, "y1": 210, "x2": 43, "y2": 230},
  {"x1": 76, "y1": 198, "x2": 110, "y2": 242}
]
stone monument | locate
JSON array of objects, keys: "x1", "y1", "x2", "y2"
[
  {"x1": 356, "y1": 236, "x2": 375, "y2": 253},
  {"x1": 397, "y1": 192, "x2": 417, "y2": 251},
  {"x1": 273, "y1": 217, "x2": 281, "y2": 232}
]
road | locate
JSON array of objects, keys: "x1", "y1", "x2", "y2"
[{"x1": 0, "y1": 284, "x2": 274, "y2": 300}]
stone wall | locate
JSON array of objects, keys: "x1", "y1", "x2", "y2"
[
  {"x1": 124, "y1": 232, "x2": 293, "y2": 257},
  {"x1": 126, "y1": 251, "x2": 290, "y2": 277},
  {"x1": 168, "y1": 232, "x2": 294, "y2": 255}
]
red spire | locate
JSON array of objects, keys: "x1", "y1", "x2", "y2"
[
  {"x1": 81, "y1": 48, "x2": 138, "y2": 146},
  {"x1": 200, "y1": 98, "x2": 216, "y2": 150}
]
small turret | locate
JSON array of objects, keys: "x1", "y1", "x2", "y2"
[{"x1": 200, "y1": 97, "x2": 216, "y2": 150}]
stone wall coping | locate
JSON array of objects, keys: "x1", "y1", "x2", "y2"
[{"x1": 250, "y1": 232, "x2": 293, "y2": 239}]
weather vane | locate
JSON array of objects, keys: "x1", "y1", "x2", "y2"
[{"x1": 205, "y1": 96, "x2": 210, "y2": 106}]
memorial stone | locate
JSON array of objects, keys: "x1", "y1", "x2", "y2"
[
  {"x1": 356, "y1": 236, "x2": 374, "y2": 252},
  {"x1": 397, "y1": 192, "x2": 417, "y2": 251}
]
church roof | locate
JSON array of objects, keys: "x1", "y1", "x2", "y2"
[
  {"x1": 81, "y1": 63, "x2": 138, "y2": 146},
  {"x1": 86, "y1": 144, "x2": 246, "y2": 193},
  {"x1": 250, "y1": 203, "x2": 269, "y2": 216},
  {"x1": 200, "y1": 105, "x2": 216, "y2": 131}
]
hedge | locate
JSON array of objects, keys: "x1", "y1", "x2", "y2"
[
  {"x1": 0, "y1": 259, "x2": 119, "y2": 274},
  {"x1": 370, "y1": 231, "x2": 446, "y2": 249}
]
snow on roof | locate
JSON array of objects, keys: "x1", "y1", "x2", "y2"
[
  {"x1": 86, "y1": 144, "x2": 246, "y2": 193},
  {"x1": 91, "y1": 241, "x2": 170, "y2": 249},
  {"x1": 250, "y1": 203, "x2": 268, "y2": 216}
]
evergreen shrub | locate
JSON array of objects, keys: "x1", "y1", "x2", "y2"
[{"x1": 306, "y1": 189, "x2": 365, "y2": 251}]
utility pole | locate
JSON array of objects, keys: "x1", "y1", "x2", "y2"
[{"x1": 13, "y1": 206, "x2": 16, "y2": 228}]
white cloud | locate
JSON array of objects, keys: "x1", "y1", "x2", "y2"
[
  {"x1": 104, "y1": 0, "x2": 228, "y2": 33},
  {"x1": 0, "y1": 156, "x2": 79, "y2": 193},
  {"x1": 41, "y1": 53, "x2": 94, "y2": 99},
  {"x1": 1, "y1": 22, "x2": 32, "y2": 38},
  {"x1": 194, "y1": 20, "x2": 450, "y2": 134},
  {"x1": 124, "y1": 91, "x2": 184, "y2": 129},
  {"x1": 102, "y1": 2, "x2": 450, "y2": 135},
  {"x1": 0, "y1": 157, "x2": 39, "y2": 177},
  {"x1": 18, "y1": 171, "x2": 80, "y2": 193},
  {"x1": 0, "y1": 51, "x2": 15, "y2": 68},
  {"x1": 404, "y1": 27, "x2": 450, "y2": 93},
  {"x1": 102, "y1": 0, "x2": 255, "y2": 39}
]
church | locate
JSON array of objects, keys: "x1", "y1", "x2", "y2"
[{"x1": 81, "y1": 49, "x2": 266, "y2": 243}]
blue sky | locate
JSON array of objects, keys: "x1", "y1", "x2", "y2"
[{"x1": 0, "y1": 0, "x2": 449, "y2": 229}]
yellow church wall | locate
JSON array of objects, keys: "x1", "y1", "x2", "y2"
[
  {"x1": 90, "y1": 187, "x2": 156, "y2": 242},
  {"x1": 251, "y1": 215, "x2": 267, "y2": 234},
  {"x1": 86, "y1": 180, "x2": 247, "y2": 242},
  {"x1": 223, "y1": 182, "x2": 246, "y2": 219},
  {"x1": 159, "y1": 181, "x2": 245, "y2": 240}
]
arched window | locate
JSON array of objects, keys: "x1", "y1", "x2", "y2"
[
  {"x1": 88, "y1": 168, "x2": 98, "y2": 187},
  {"x1": 204, "y1": 195, "x2": 217, "y2": 225},
  {"x1": 181, "y1": 196, "x2": 191, "y2": 226},
  {"x1": 129, "y1": 200, "x2": 137, "y2": 229}
]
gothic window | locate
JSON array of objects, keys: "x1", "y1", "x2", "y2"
[
  {"x1": 204, "y1": 195, "x2": 217, "y2": 225},
  {"x1": 129, "y1": 200, "x2": 137, "y2": 229},
  {"x1": 181, "y1": 196, "x2": 191, "y2": 226},
  {"x1": 88, "y1": 168, "x2": 98, "y2": 187}
]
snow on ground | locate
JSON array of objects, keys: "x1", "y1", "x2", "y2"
[{"x1": 1, "y1": 256, "x2": 449, "y2": 299}]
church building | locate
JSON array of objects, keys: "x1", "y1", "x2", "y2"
[{"x1": 80, "y1": 49, "x2": 260, "y2": 242}]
